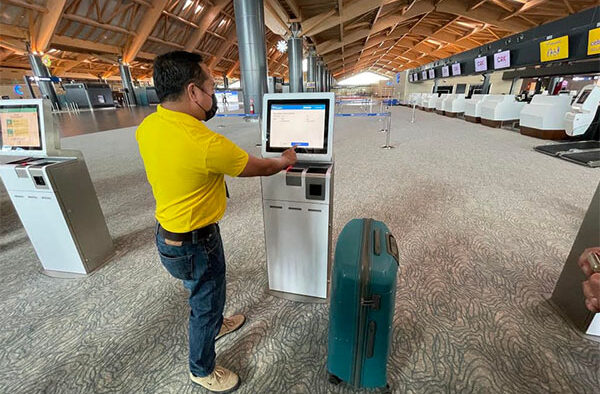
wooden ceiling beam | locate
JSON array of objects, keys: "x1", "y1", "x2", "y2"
[
  {"x1": 562, "y1": 0, "x2": 575, "y2": 14},
  {"x1": 4, "y1": 0, "x2": 48, "y2": 13},
  {"x1": 283, "y1": 0, "x2": 302, "y2": 20},
  {"x1": 302, "y1": 0, "x2": 381, "y2": 38},
  {"x1": 501, "y1": 0, "x2": 548, "y2": 21},
  {"x1": 184, "y1": 0, "x2": 230, "y2": 52},
  {"x1": 122, "y1": 0, "x2": 169, "y2": 64},
  {"x1": 30, "y1": 0, "x2": 67, "y2": 52},
  {"x1": 435, "y1": 0, "x2": 530, "y2": 32},
  {"x1": 207, "y1": 27, "x2": 238, "y2": 71},
  {"x1": 62, "y1": 13, "x2": 134, "y2": 36},
  {"x1": 264, "y1": 0, "x2": 291, "y2": 36}
]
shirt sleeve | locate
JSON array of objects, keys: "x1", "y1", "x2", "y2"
[{"x1": 205, "y1": 134, "x2": 249, "y2": 177}]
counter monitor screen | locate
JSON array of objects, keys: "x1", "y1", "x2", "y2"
[
  {"x1": 441, "y1": 66, "x2": 450, "y2": 77},
  {"x1": 0, "y1": 104, "x2": 42, "y2": 152},
  {"x1": 428, "y1": 69, "x2": 435, "y2": 79},
  {"x1": 475, "y1": 57, "x2": 487, "y2": 72},
  {"x1": 451, "y1": 63, "x2": 461, "y2": 76},
  {"x1": 577, "y1": 90, "x2": 591, "y2": 104},
  {"x1": 266, "y1": 101, "x2": 329, "y2": 154},
  {"x1": 494, "y1": 50, "x2": 510, "y2": 69}
]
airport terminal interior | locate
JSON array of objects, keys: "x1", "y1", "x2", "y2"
[{"x1": 0, "y1": 0, "x2": 599, "y2": 393}]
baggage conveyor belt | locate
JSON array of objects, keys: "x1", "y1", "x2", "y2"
[{"x1": 534, "y1": 141, "x2": 600, "y2": 168}]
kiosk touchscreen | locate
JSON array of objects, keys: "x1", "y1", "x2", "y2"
[
  {"x1": 0, "y1": 99, "x2": 113, "y2": 276},
  {"x1": 261, "y1": 93, "x2": 335, "y2": 301}
]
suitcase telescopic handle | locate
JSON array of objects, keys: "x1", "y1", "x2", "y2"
[
  {"x1": 373, "y1": 228, "x2": 381, "y2": 256},
  {"x1": 386, "y1": 233, "x2": 399, "y2": 265}
]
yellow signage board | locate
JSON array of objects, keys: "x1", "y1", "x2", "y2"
[
  {"x1": 540, "y1": 35, "x2": 569, "y2": 62},
  {"x1": 588, "y1": 27, "x2": 600, "y2": 56}
]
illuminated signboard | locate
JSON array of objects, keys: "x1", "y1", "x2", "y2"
[
  {"x1": 588, "y1": 27, "x2": 600, "y2": 55},
  {"x1": 428, "y1": 69, "x2": 435, "y2": 79},
  {"x1": 441, "y1": 66, "x2": 449, "y2": 77},
  {"x1": 494, "y1": 50, "x2": 510, "y2": 69},
  {"x1": 540, "y1": 35, "x2": 569, "y2": 62},
  {"x1": 474, "y1": 56, "x2": 487, "y2": 72},
  {"x1": 451, "y1": 63, "x2": 461, "y2": 76}
]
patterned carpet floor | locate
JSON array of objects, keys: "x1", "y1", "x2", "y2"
[{"x1": 0, "y1": 106, "x2": 599, "y2": 393}]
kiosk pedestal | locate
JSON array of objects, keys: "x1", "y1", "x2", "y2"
[{"x1": 0, "y1": 157, "x2": 114, "y2": 276}]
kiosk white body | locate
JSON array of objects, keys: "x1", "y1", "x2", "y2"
[
  {"x1": 261, "y1": 93, "x2": 335, "y2": 301},
  {"x1": 0, "y1": 99, "x2": 113, "y2": 276},
  {"x1": 565, "y1": 84, "x2": 600, "y2": 136},
  {"x1": 480, "y1": 94, "x2": 525, "y2": 122},
  {"x1": 424, "y1": 94, "x2": 439, "y2": 110},
  {"x1": 519, "y1": 94, "x2": 572, "y2": 131},
  {"x1": 464, "y1": 94, "x2": 488, "y2": 120},
  {"x1": 435, "y1": 94, "x2": 449, "y2": 112},
  {"x1": 444, "y1": 95, "x2": 467, "y2": 115}
]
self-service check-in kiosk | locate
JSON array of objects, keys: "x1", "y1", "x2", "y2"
[
  {"x1": 565, "y1": 84, "x2": 600, "y2": 137},
  {"x1": 0, "y1": 99, "x2": 114, "y2": 276},
  {"x1": 261, "y1": 93, "x2": 335, "y2": 302}
]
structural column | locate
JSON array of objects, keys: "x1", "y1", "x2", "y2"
[
  {"x1": 223, "y1": 75, "x2": 229, "y2": 89},
  {"x1": 288, "y1": 23, "x2": 303, "y2": 93},
  {"x1": 307, "y1": 48, "x2": 317, "y2": 92},
  {"x1": 316, "y1": 59, "x2": 323, "y2": 92},
  {"x1": 234, "y1": 0, "x2": 268, "y2": 116},
  {"x1": 28, "y1": 53, "x2": 61, "y2": 110},
  {"x1": 119, "y1": 60, "x2": 138, "y2": 106}
]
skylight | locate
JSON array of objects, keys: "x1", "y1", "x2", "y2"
[
  {"x1": 183, "y1": 0, "x2": 193, "y2": 10},
  {"x1": 195, "y1": 4, "x2": 204, "y2": 14},
  {"x1": 337, "y1": 72, "x2": 390, "y2": 86}
]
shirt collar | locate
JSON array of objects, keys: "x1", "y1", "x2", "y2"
[{"x1": 157, "y1": 104, "x2": 202, "y2": 126}]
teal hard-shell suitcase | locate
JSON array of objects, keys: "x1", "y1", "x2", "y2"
[{"x1": 327, "y1": 218, "x2": 399, "y2": 390}]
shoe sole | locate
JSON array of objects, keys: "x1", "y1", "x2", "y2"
[
  {"x1": 215, "y1": 317, "x2": 246, "y2": 341},
  {"x1": 190, "y1": 377, "x2": 241, "y2": 393}
]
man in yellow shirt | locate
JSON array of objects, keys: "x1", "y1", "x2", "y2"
[{"x1": 136, "y1": 51, "x2": 296, "y2": 393}]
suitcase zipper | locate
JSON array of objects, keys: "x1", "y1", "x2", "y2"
[{"x1": 352, "y1": 218, "x2": 374, "y2": 387}]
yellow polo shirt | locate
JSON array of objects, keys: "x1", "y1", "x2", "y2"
[{"x1": 136, "y1": 105, "x2": 249, "y2": 233}]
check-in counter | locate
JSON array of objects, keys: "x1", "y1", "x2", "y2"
[
  {"x1": 435, "y1": 94, "x2": 449, "y2": 115},
  {"x1": 464, "y1": 94, "x2": 488, "y2": 123},
  {"x1": 419, "y1": 93, "x2": 433, "y2": 110},
  {"x1": 480, "y1": 95, "x2": 526, "y2": 128},
  {"x1": 443, "y1": 95, "x2": 466, "y2": 117},
  {"x1": 565, "y1": 84, "x2": 600, "y2": 137},
  {"x1": 519, "y1": 95, "x2": 572, "y2": 139}
]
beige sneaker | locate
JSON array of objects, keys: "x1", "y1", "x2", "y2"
[
  {"x1": 189, "y1": 366, "x2": 240, "y2": 393},
  {"x1": 216, "y1": 315, "x2": 246, "y2": 341}
]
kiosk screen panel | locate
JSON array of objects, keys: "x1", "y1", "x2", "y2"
[
  {"x1": 577, "y1": 90, "x2": 591, "y2": 104},
  {"x1": 0, "y1": 104, "x2": 42, "y2": 151},
  {"x1": 266, "y1": 100, "x2": 329, "y2": 154}
]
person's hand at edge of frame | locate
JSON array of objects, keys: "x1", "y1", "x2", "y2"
[{"x1": 578, "y1": 247, "x2": 600, "y2": 313}]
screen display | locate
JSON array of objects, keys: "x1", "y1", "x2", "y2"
[
  {"x1": 266, "y1": 101, "x2": 329, "y2": 154},
  {"x1": 494, "y1": 50, "x2": 510, "y2": 69},
  {"x1": 421, "y1": 71, "x2": 427, "y2": 80},
  {"x1": 441, "y1": 66, "x2": 449, "y2": 77},
  {"x1": 0, "y1": 104, "x2": 42, "y2": 151},
  {"x1": 475, "y1": 57, "x2": 487, "y2": 72},
  {"x1": 428, "y1": 69, "x2": 435, "y2": 79},
  {"x1": 451, "y1": 63, "x2": 461, "y2": 76},
  {"x1": 577, "y1": 90, "x2": 591, "y2": 104}
]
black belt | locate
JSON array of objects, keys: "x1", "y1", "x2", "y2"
[{"x1": 158, "y1": 223, "x2": 218, "y2": 243}]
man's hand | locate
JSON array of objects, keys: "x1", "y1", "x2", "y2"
[
  {"x1": 578, "y1": 247, "x2": 600, "y2": 313},
  {"x1": 281, "y1": 146, "x2": 297, "y2": 168}
]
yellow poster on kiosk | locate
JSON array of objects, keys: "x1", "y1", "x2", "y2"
[
  {"x1": 540, "y1": 35, "x2": 569, "y2": 62},
  {"x1": 588, "y1": 27, "x2": 600, "y2": 55}
]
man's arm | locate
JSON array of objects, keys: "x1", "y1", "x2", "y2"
[{"x1": 238, "y1": 147, "x2": 297, "y2": 177}]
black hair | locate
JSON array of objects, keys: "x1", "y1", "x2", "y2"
[{"x1": 153, "y1": 51, "x2": 206, "y2": 102}]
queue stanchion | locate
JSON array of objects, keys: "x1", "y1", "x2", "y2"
[
  {"x1": 381, "y1": 112, "x2": 394, "y2": 149},
  {"x1": 411, "y1": 102, "x2": 416, "y2": 123}
]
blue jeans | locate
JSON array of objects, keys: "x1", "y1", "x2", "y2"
[{"x1": 156, "y1": 223, "x2": 226, "y2": 377}]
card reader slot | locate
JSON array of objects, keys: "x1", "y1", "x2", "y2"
[
  {"x1": 306, "y1": 167, "x2": 329, "y2": 174},
  {"x1": 269, "y1": 205, "x2": 283, "y2": 209},
  {"x1": 288, "y1": 207, "x2": 302, "y2": 211}
]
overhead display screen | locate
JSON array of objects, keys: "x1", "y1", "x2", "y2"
[
  {"x1": 441, "y1": 66, "x2": 449, "y2": 77},
  {"x1": 266, "y1": 101, "x2": 329, "y2": 154},
  {"x1": 474, "y1": 56, "x2": 487, "y2": 72},
  {"x1": 451, "y1": 63, "x2": 461, "y2": 76},
  {"x1": 0, "y1": 104, "x2": 42, "y2": 151},
  {"x1": 494, "y1": 50, "x2": 510, "y2": 69},
  {"x1": 428, "y1": 69, "x2": 435, "y2": 79},
  {"x1": 421, "y1": 70, "x2": 427, "y2": 80}
]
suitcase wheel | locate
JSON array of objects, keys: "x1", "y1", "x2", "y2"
[
  {"x1": 382, "y1": 384, "x2": 391, "y2": 394},
  {"x1": 328, "y1": 374, "x2": 342, "y2": 385}
]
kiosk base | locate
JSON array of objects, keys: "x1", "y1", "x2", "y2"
[
  {"x1": 520, "y1": 126, "x2": 568, "y2": 140},
  {"x1": 268, "y1": 289, "x2": 328, "y2": 304}
]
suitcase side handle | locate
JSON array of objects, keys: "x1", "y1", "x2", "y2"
[
  {"x1": 373, "y1": 228, "x2": 381, "y2": 256},
  {"x1": 386, "y1": 233, "x2": 399, "y2": 265}
]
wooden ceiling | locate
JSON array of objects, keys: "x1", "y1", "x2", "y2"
[{"x1": 0, "y1": 0, "x2": 596, "y2": 82}]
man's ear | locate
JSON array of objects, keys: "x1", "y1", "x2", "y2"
[{"x1": 186, "y1": 82, "x2": 199, "y2": 101}]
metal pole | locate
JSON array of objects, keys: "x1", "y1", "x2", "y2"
[
  {"x1": 381, "y1": 113, "x2": 394, "y2": 149},
  {"x1": 118, "y1": 60, "x2": 138, "y2": 106},
  {"x1": 234, "y1": 0, "x2": 268, "y2": 117},
  {"x1": 307, "y1": 48, "x2": 317, "y2": 92},
  {"x1": 411, "y1": 102, "x2": 416, "y2": 123},
  {"x1": 316, "y1": 60, "x2": 323, "y2": 92},
  {"x1": 288, "y1": 23, "x2": 303, "y2": 93},
  {"x1": 28, "y1": 53, "x2": 61, "y2": 109}
]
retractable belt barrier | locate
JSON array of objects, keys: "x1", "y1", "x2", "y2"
[{"x1": 214, "y1": 111, "x2": 394, "y2": 149}]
